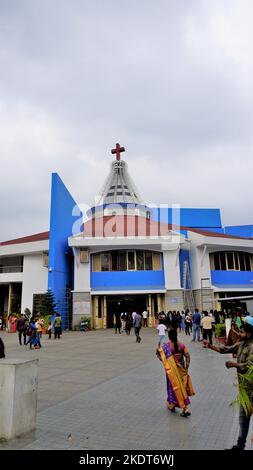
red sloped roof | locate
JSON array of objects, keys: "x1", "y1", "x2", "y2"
[
  {"x1": 82, "y1": 215, "x2": 172, "y2": 238},
  {"x1": 187, "y1": 227, "x2": 252, "y2": 240},
  {"x1": 0, "y1": 231, "x2": 50, "y2": 246},
  {"x1": 81, "y1": 215, "x2": 252, "y2": 241}
]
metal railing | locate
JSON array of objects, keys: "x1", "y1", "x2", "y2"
[{"x1": 0, "y1": 265, "x2": 23, "y2": 274}]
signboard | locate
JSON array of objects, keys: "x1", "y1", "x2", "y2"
[{"x1": 74, "y1": 301, "x2": 91, "y2": 316}]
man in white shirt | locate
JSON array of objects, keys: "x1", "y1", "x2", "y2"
[
  {"x1": 142, "y1": 310, "x2": 148, "y2": 327},
  {"x1": 201, "y1": 311, "x2": 214, "y2": 344},
  {"x1": 157, "y1": 321, "x2": 167, "y2": 347}
]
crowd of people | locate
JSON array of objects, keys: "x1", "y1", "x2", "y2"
[{"x1": 0, "y1": 312, "x2": 63, "y2": 349}]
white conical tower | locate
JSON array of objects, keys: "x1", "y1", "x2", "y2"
[
  {"x1": 93, "y1": 143, "x2": 150, "y2": 218},
  {"x1": 97, "y1": 159, "x2": 143, "y2": 205}
]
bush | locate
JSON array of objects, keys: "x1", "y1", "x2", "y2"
[
  {"x1": 80, "y1": 316, "x2": 91, "y2": 325},
  {"x1": 215, "y1": 323, "x2": 226, "y2": 337}
]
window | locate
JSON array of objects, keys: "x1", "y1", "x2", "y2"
[
  {"x1": 136, "y1": 251, "x2": 144, "y2": 270},
  {"x1": 43, "y1": 252, "x2": 49, "y2": 267},
  {"x1": 226, "y1": 252, "x2": 234, "y2": 270},
  {"x1": 214, "y1": 252, "x2": 220, "y2": 270},
  {"x1": 111, "y1": 251, "x2": 118, "y2": 271},
  {"x1": 145, "y1": 252, "x2": 153, "y2": 270},
  {"x1": 238, "y1": 253, "x2": 245, "y2": 271},
  {"x1": 211, "y1": 251, "x2": 252, "y2": 272},
  {"x1": 153, "y1": 253, "x2": 162, "y2": 270},
  {"x1": 127, "y1": 252, "x2": 135, "y2": 270},
  {"x1": 101, "y1": 253, "x2": 110, "y2": 271},
  {"x1": 92, "y1": 254, "x2": 101, "y2": 272},
  {"x1": 91, "y1": 250, "x2": 161, "y2": 272},
  {"x1": 118, "y1": 252, "x2": 127, "y2": 271},
  {"x1": 245, "y1": 254, "x2": 251, "y2": 271},
  {"x1": 220, "y1": 252, "x2": 226, "y2": 270},
  {"x1": 234, "y1": 252, "x2": 239, "y2": 270}
]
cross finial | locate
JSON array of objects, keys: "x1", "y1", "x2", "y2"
[{"x1": 111, "y1": 143, "x2": 125, "y2": 161}]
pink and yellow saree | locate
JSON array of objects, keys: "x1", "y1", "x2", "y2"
[{"x1": 158, "y1": 341, "x2": 195, "y2": 410}]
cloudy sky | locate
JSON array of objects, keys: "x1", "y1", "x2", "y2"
[{"x1": 0, "y1": 0, "x2": 252, "y2": 240}]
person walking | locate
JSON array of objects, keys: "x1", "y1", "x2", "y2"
[
  {"x1": 133, "y1": 311, "x2": 142, "y2": 343},
  {"x1": 181, "y1": 311, "x2": 186, "y2": 334},
  {"x1": 142, "y1": 309, "x2": 148, "y2": 327},
  {"x1": 201, "y1": 311, "x2": 214, "y2": 345},
  {"x1": 185, "y1": 313, "x2": 192, "y2": 336},
  {"x1": 125, "y1": 312, "x2": 132, "y2": 335},
  {"x1": 114, "y1": 312, "x2": 121, "y2": 334},
  {"x1": 16, "y1": 314, "x2": 27, "y2": 345},
  {"x1": 192, "y1": 309, "x2": 202, "y2": 342},
  {"x1": 54, "y1": 313, "x2": 62, "y2": 339},
  {"x1": 156, "y1": 328, "x2": 195, "y2": 417},
  {"x1": 203, "y1": 317, "x2": 253, "y2": 450},
  {"x1": 47, "y1": 321, "x2": 52, "y2": 339},
  {"x1": 120, "y1": 312, "x2": 127, "y2": 332},
  {"x1": 157, "y1": 320, "x2": 167, "y2": 347}
]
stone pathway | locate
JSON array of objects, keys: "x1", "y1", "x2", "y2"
[{"x1": 0, "y1": 329, "x2": 252, "y2": 450}]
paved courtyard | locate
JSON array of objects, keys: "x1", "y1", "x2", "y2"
[{"x1": 0, "y1": 328, "x2": 252, "y2": 450}]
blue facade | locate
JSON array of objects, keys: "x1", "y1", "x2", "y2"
[
  {"x1": 48, "y1": 173, "x2": 82, "y2": 328},
  {"x1": 151, "y1": 208, "x2": 222, "y2": 229},
  {"x1": 91, "y1": 270, "x2": 165, "y2": 291},
  {"x1": 179, "y1": 250, "x2": 191, "y2": 289},
  {"x1": 211, "y1": 270, "x2": 253, "y2": 288},
  {"x1": 224, "y1": 225, "x2": 253, "y2": 239}
]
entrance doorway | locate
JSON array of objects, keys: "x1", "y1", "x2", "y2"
[
  {"x1": 218, "y1": 291, "x2": 252, "y2": 315},
  {"x1": 106, "y1": 294, "x2": 148, "y2": 328}
]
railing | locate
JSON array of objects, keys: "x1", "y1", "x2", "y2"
[{"x1": 0, "y1": 266, "x2": 23, "y2": 274}]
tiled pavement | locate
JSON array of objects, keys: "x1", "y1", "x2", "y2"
[{"x1": 0, "y1": 329, "x2": 252, "y2": 450}]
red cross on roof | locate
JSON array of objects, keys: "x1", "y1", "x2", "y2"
[{"x1": 111, "y1": 143, "x2": 125, "y2": 161}]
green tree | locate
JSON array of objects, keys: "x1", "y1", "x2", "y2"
[{"x1": 36, "y1": 290, "x2": 57, "y2": 317}]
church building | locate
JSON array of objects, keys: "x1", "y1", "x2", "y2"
[{"x1": 1, "y1": 144, "x2": 253, "y2": 328}]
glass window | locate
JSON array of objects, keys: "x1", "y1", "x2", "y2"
[
  {"x1": 234, "y1": 252, "x2": 239, "y2": 270},
  {"x1": 127, "y1": 252, "x2": 135, "y2": 270},
  {"x1": 118, "y1": 252, "x2": 127, "y2": 271},
  {"x1": 136, "y1": 252, "x2": 144, "y2": 270},
  {"x1": 145, "y1": 252, "x2": 153, "y2": 270},
  {"x1": 226, "y1": 252, "x2": 234, "y2": 270},
  {"x1": 220, "y1": 252, "x2": 226, "y2": 270},
  {"x1": 111, "y1": 251, "x2": 118, "y2": 271},
  {"x1": 101, "y1": 253, "x2": 110, "y2": 271},
  {"x1": 245, "y1": 254, "x2": 251, "y2": 271},
  {"x1": 214, "y1": 253, "x2": 220, "y2": 270},
  {"x1": 239, "y1": 252, "x2": 245, "y2": 271}
]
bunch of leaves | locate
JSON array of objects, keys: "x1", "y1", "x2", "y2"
[
  {"x1": 231, "y1": 360, "x2": 253, "y2": 416},
  {"x1": 215, "y1": 323, "x2": 226, "y2": 338}
]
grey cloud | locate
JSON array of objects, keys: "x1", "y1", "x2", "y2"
[{"x1": 0, "y1": 0, "x2": 252, "y2": 240}]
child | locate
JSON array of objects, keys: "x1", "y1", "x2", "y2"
[
  {"x1": 47, "y1": 322, "x2": 52, "y2": 339},
  {"x1": 157, "y1": 320, "x2": 167, "y2": 347}
]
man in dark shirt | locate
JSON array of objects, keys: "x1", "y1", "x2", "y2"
[
  {"x1": 133, "y1": 312, "x2": 142, "y2": 343},
  {"x1": 192, "y1": 309, "x2": 201, "y2": 342},
  {"x1": 17, "y1": 314, "x2": 27, "y2": 345},
  {"x1": 204, "y1": 318, "x2": 253, "y2": 450}
]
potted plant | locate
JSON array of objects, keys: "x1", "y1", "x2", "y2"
[
  {"x1": 80, "y1": 316, "x2": 91, "y2": 332},
  {"x1": 41, "y1": 315, "x2": 51, "y2": 334},
  {"x1": 215, "y1": 324, "x2": 226, "y2": 344}
]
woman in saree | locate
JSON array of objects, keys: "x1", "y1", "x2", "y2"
[{"x1": 156, "y1": 328, "x2": 195, "y2": 417}]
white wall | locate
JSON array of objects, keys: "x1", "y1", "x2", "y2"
[
  {"x1": 188, "y1": 233, "x2": 212, "y2": 290},
  {"x1": 73, "y1": 248, "x2": 90, "y2": 292},
  {"x1": 163, "y1": 250, "x2": 181, "y2": 290},
  {"x1": 21, "y1": 254, "x2": 48, "y2": 312}
]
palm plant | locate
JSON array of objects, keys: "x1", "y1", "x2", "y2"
[{"x1": 231, "y1": 360, "x2": 253, "y2": 416}]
